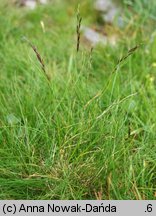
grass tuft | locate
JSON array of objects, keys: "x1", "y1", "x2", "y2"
[{"x1": 0, "y1": 0, "x2": 156, "y2": 200}]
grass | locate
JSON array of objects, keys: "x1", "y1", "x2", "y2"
[{"x1": 0, "y1": 0, "x2": 156, "y2": 199}]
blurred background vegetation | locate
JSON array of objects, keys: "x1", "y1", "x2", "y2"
[{"x1": 0, "y1": 0, "x2": 156, "y2": 200}]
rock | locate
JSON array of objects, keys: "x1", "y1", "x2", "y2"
[
  {"x1": 94, "y1": 0, "x2": 114, "y2": 12},
  {"x1": 102, "y1": 7, "x2": 119, "y2": 23},
  {"x1": 24, "y1": 0, "x2": 36, "y2": 10},
  {"x1": 82, "y1": 26, "x2": 118, "y2": 47},
  {"x1": 19, "y1": 0, "x2": 48, "y2": 9},
  {"x1": 40, "y1": 0, "x2": 47, "y2": 4},
  {"x1": 83, "y1": 27, "x2": 107, "y2": 46},
  {"x1": 94, "y1": 0, "x2": 123, "y2": 26}
]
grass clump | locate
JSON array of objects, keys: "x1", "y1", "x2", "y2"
[{"x1": 0, "y1": 0, "x2": 156, "y2": 199}]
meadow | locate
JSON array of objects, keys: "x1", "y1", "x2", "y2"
[{"x1": 0, "y1": 0, "x2": 156, "y2": 199}]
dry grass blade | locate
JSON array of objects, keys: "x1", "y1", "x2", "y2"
[
  {"x1": 94, "y1": 186, "x2": 103, "y2": 200},
  {"x1": 106, "y1": 172, "x2": 112, "y2": 200}
]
